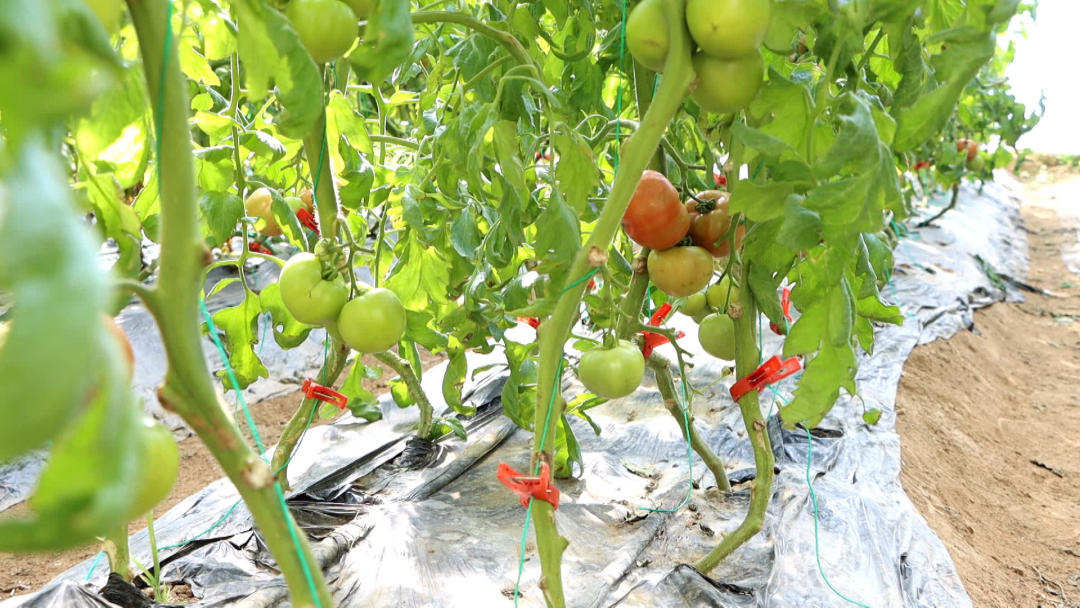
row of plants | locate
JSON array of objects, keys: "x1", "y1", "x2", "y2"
[{"x1": 0, "y1": 0, "x2": 1030, "y2": 606}]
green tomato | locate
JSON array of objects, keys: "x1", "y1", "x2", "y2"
[
  {"x1": 577, "y1": 340, "x2": 645, "y2": 400},
  {"x1": 125, "y1": 419, "x2": 179, "y2": 520},
  {"x1": 706, "y1": 276, "x2": 739, "y2": 310},
  {"x1": 279, "y1": 253, "x2": 349, "y2": 325},
  {"x1": 647, "y1": 246, "x2": 714, "y2": 297},
  {"x1": 245, "y1": 187, "x2": 282, "y2": 237},
  {"x1": 691, "y1": 50, "x2": 764, "y2": 114},
  {"x1": 966, "y1": 154, "x2": 985, "y2": 172},
  {"x1": 286, "y1": 0, "x2": 359, "y2": 64},
  {"x1": 337, "y1": 288, "x2": 406, "y2": 353},
  {"x1": 691, "y1": 309, "x2": 711, "y2": 324},
  {"x1": 698, "y1": 313, "x2": 736, "y2": 360},
  {"x1": 682, "y1": 292, "x2": 708, "y2": 317},
  {"x1": 625, "y1": 0, "x2": 669, "y2": 72},
  {"x1": 342, "y1": 0, "x2": 377, "y2": 19},
  {"x1": 85, "y1": 0, "x2": 122, "y2": 34},
  {"x1": 686, "y1": 0, "x2": 771, "y2": 59}
]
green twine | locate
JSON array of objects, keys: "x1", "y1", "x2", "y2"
[
  {"x1": 755, "y1": 316, "x2": 871, "y2": 608},
  {"x1": 805, "y1": 427, "x2": 873, "y2": 608}
]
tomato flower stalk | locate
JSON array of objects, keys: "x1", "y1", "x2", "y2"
[
  {"x1": 124, "y1": 1, "x2": 333, "y2": 604},
  {"x1": 528, "y1": 2, "x2": 695, "y2": 605}
]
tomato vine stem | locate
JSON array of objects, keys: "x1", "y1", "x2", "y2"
[
  {"x1": 375, "y1": 350, "x2": 436, "y2": 440},
  {"x1": 693, "y1": 261, "x2": 773, "y2": 572},
  {"x1": 124, "y1": 1, "x2": 333, "y2": 604},
  {"x1": 528, "y1": 2, "x2": 695, "y2": 606}
]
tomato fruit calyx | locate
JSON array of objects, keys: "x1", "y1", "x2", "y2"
[{"x1": 576, "y1": 339, "x2": 646, "y2": 400}]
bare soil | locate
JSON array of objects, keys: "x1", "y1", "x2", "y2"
[
  {"x1": 0, "y1": 350, "x2": 442, "y2": 601},
  {"x1": 897, "y1": 169, "x2": 1080, "y2": 608}
]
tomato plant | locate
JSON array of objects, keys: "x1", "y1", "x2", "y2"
[
  {"x1": 286, "y1": 0, "x2": 359, "y2": 64},
  {"x1": 278, "y1": 252, "x2": 349, "y2": 325},
  {"x1": 622, "y1": 170, "x2": 690, "y2": 250},
  {"x1": 647, "y1": 246, "x2": 714, "y2": 297},
  {"x1": 686, "y1": 0, "x2": 771, "y2": 59},
  {"x1": 626, "y1": 0, "x2": 669, "y2": 72},
  {"x1": 125, "y1": 418, "x2": 179, "y2": 519},
  {"x1": 337, "y1": 288, "x2": 406, "y2": 354},
  {"x1": 691, "y1": 50, "x2": 765, "y2": 114},
  {"x1": 0, "y1": 0, "x2": 1028, "y2": 604},
  {"x1": 698, "y1": 313, "x2": 736, "y2": 360},
  {"x1": 577, "y1": 340, "x2": 645, "y2": 400}
]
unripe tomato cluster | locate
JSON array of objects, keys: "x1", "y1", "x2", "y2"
[
  {"x1": 626, "y1": 0, "x2": 771, "y2": 115},
  {"x1": 278, "y1": 250, "x2": 406, "y2": 355}
]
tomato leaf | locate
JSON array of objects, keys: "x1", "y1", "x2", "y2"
[
  {"x1": 259, "y1": 283, "x2": 313, "y2": 349},
  {"x1": 729, "y1": 182, "x2": 793, "y2": 222},
  {"x1": 862, "y1": 408, "x2": 882, "y2": 426},
  {"x1": 748, "y1": 264, "x2": 786, "y2": 328},
  {"x1": 552, "y1": 130, "x2": 598, "y2": 214},
  {"x1": 385, "y1": 234, "x2": 451, "y2": 312},
  {"x1": 231, "y1": 1, "x2": 322, "y2": 139},
  {"x1": 199, "y1": 191, "x2": 245, "y2": 247},
  {"x1": 348, "y1": 0, "x2": 416, "y2": 84},
  {"x1": 442, "y1": 341, "x2": 474, "y2": 416},
  {"x1": 211, "y1": 289, "x2": 269, "y2": 390}
]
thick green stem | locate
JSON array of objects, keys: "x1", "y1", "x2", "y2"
[
  {"x1": 271, "y1": 340, "x2": 351, "y2": 489},
  {"x1": 631, "y1": 61, "x2": 666, "y2": 173},
  {"x1": 528, "y1": 4, "x2": 694, "y2": 606},
  {"x1": 147, "y1": 513, "x2": 163, "y2": 602},
  {"x1": 375, "y1": 350, "x2": 435, "y2": 439},
  {"x1": 615, "y1": 253, "x2": 651, "y2": 339},
  {"x1": 126, "y1": 2, "x2": 332, "y2": 605},
  {"x1": 647, "y1": 355, "x2": 732, "y2": 492},
  {"x1": 104, "y1": 524, "x2": 131, "y2": 581},
  {"x1": 228, "y1": 53, "x2": 246, "y2": 197},
  {"x1": 302, "y1": 110, "x2": 339, "y2": 239},
  {"x1": 693, "y1": 263, "x2": 773, "y2": 572}
]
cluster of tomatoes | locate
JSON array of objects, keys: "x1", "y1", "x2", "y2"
[
  {"x1": 573, "y1": 171, "x2": 746, "y2": 402},
  {"x1": 287, "y1": 0, "x2": 376, "y2": 64},
  {"x1": 278, "y1": 245, "x2": 407, "y2": 355},
  {"x1": 626, "y1": 0, "x2": 772, "y2": 114}
]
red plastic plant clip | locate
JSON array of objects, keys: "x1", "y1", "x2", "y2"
[
  {"x1": 517, "y1": 317, "x2": 541, "y2": 330},
  {"x1": 640, "y1": 302, "x2": 685, "y2": 358},
  {"x1": 302, "y1": 378, "x2": 348, "y2": 410},
  {"x1": 249, "y1": 241, "x2": 273, "y2": 255},
  {"x1": 770, "y1": 286, "x2": 794, "y2": 335},
  {"x1": 729, "y1": 355, "x2": 802, "y2": 403},
  {"x1": 497, "y1": 462, "x2": 560, "y2": 509},
  {"x1": 713, "y1": 172, "x2": 728, "y2": 188},
  {"x1": 295, "y1": 208, "x2": 320, "y2": 235}
]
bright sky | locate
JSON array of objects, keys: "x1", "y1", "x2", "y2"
[{"x1": 1005, "y1": 0, "x2": 1079, "y2": 155}]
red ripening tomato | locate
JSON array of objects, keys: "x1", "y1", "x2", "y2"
[
  {"x1": 956, "y1": 139, "x2": 978, "y2": 162},
  {"x1": 622, "y1": 170, "x2": 690, "y2": 250},
  {"x1": 685, "y1": 191, "x2": 745, "y2": 258}
]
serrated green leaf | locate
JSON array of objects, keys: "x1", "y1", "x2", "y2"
[
  {"x1": 729, "y1": 182, "x2": 794, "y2": 223},
  {"x1": 259, "y1": 283, "x2": 312, "y2": 349},
  {"x1": 199, "y1": 191, "x2": 244, "y2": 246},
  {"x1": 783, "y1": 298, "x2": 827, "y2": 358},
  {"x1": 211, "y1": 289, "x2": 269, "y2": 390},
  {"x1": 450, "y1": 206, "x2": 482, "y2": 259},
  {"x1": 862, "y1": 408, "x2": 882, "y2": 426},
  {"x1": 552, "y1": 130, "x2": 598, "y2": 213},
  {"x1": 385, "y1": 234, "x2": 451, "y2": 312}
]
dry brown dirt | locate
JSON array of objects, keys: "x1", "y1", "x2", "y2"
[
  {"x1": 897, "y1": 169, "x2": 1080, "y2": 608},
  {"x1": 0, "y1": 349, "x2": 442, "y2": 601}
]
